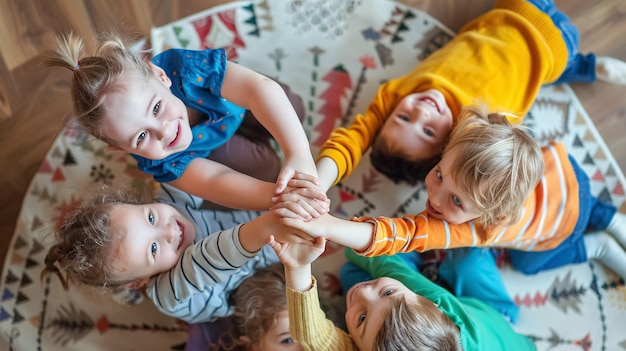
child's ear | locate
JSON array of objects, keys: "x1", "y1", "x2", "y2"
[
  {"x1": 106, "y1": 145, "x2": 125, "y2": 153},
  {"x1": 238, "y1": 336, "x2": 257, "y2": 351},
  {"x1": 495, "y1": 214, "x2": 510, "y2": 226},
  {"x1": 148, "y1": 62, "x2": 172, "y2": 87},
  {"x1": 123, "y1": 277, "x2": 150, "y2": 290}
]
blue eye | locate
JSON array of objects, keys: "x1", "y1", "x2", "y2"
[
  {"x1": 151, "y1": 243, "x2": 157, "y2": 257},
  {"x1": 383, "y1": 289, "x2": 394, "y2": 296},
  {"x1": 148, "y1": 212, "x2": 155, "y2": 225},
  {"x1": 153, "y1": 102, "x2": 161, "y2": 116},
  {"x1": 358, "y1": 313, "x2": 366, "y2": 325},
  {"x1": 398, "y1": 114, "x2": 409, "y2": 121},
  {"x1": 280, "y1": 337, "x2": 294, "y2": 344},
  {"x1": 452, "y1": 196, "x2": 462, "y2": 207},
  {"x1": 137, "y1": 131, "x2": 146, "y2": 144}
]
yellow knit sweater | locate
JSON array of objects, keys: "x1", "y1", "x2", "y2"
[
  {"x1": 318, "y1": 0, "x2": 569, "y2": 185},
  {"x1": 287, "y1": 277, "x2": 356, "y2": 351}
]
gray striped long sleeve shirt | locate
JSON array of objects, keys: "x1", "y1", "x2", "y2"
[{"x1": 145, "y1": 183, "x2": 279, "y2": 322}]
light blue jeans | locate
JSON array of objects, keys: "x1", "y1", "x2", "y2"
[{"x1": 525, "y1": 0, "x2": 596, "y2": 84}]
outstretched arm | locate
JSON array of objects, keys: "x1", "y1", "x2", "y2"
[
  {"x1": 316, "y1": 157, "x2": 340, "y2": 193},
  {"x1": 282, "y1": 211, "x2": 479, "y2": 256},
  {"x1": 148, "y1": 221, "x2": 280, "y2": 323},
  {"x1": 315, "y1": 83, "x2": 394, "y2": 189},
  {"x1": 170, "y1": 158, "x2": 327, "y2": 216},
  {"x1": 237, "y1": 212, "x2": 315, "y2": 254},
  {"x1": 269, "y1": 235, "x2": 354, "y2": 350},
  {"x1": 220, "y1": 61, "x2": 318, "y2": 194},
  {"x1": 278, "y1": 213, "x2": 374, "y2": 252},
  {"x1": 268, "y1": 235, "x2": 326, "y2": 292}
]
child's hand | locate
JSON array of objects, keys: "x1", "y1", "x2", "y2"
[
  {"x1": 268, "y1": 235, "x2": 326, "y2": 270},
  {"x1": 269, "y1": 218, "x2": 318, "y2": 245},
  {"x1": 280, "y1": 171, "x2": 327, "y2": 198},
  {"x1": 271, "y1": 196, "x2": 328, "y2": 221},
  {"x1": 258, "y1": 211, "x2": 318, "y2": 244},
  {"x1": 275, "y1": 157, "x2": 319, "y2": 194},
  {"x1": 278, "y1": 214, "x2": 330, "y2": 240},
  {"x1": 272, "y1": 172, "x2": 330, "y2": 220}
]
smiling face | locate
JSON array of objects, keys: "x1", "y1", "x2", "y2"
[
  {"x1": 378, "y1": 89, "x2": 453, "y2": 162},
  {"x1": 102, "y1": 64, "x2": 194, "y2": 160},
  {"x1": 424, "y1": 147, "x2": 483, "y2": 224},
  {"x1": 109, "y1": 203, "x2": 195, "y2": 286},
  {"x1": 344, "y1": 277, "x2": 418, "y2": 351},
  {"x1": 252, "y1": 310, "x2": 304, "y2": 351}
]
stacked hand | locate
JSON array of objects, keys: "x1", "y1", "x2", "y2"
[
  {"x1": 271, "y1": 171, "x2": 339, "y2": 244},
  {"x1": 272, "y1": 171, "x2": 330, "y2": 221},
  {"x1": 275, "y1": 156, "x2": 320, "y2": 194},
  {"x1": 268, "y1": 235, "x2": 326, "y2": 271},
  {"x1": 270, "y1": 171, "x2": 331, "y2": 283}
]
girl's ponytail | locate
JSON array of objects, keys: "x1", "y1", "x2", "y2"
[{"x1": 41, "y1": 243, "x2": 69, "y2": 290}]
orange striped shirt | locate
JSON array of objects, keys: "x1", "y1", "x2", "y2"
[{"x1": 353, "y1": 142, "x2": 580, "y2": 255}]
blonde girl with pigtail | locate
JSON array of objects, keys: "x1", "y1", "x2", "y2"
[{"x1": 45, "y1": 32, "x2": 328, "y2": 217}]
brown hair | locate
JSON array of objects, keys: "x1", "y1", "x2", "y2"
[
  {"x1": 374, "y1": 295, "x2": 462, "y2": 351},
  {"x1": 44, "y1": 32, "x2": 152, "y2": 145},
  {"x1": 211, "y1": 264, "x2": 290, "y2": 351},
  {"x1": 370, "y1": 138, "x2": 440, "y2": 185},
  {"x1": 444, "y1": 105, "x2": 543, "y2": 228},
  {"x1": 41, "y1": 187, "x2": 145, "y2": 302}
]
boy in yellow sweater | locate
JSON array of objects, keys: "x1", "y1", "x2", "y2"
[{"x1": 316, "y1": 0, "x2": 626, "y2": 188}]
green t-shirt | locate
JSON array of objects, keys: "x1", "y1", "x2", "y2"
[{"x1": 345, "y1": 249, "x2": 536, "y2": 351}]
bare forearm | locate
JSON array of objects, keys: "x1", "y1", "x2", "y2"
[
  {"x1": 222, "y1": 62, "x2": 315, "y2": 173},
  {"x1": 282, "y1": 214, "x2": 374, "y2": 251},
  {"x1": 238, "y1": 212, "x2": 276, "y2": 253},
  {"x1": 285, "y1": 265, "x2": 313, "y2": 292},
  {"x1": 323, "y1": 215, "x2": 373, "y2": 251},
  {"x1": 207, "y1": 177, "x2": 275, "y2": 210},
  {"x1": 171, "y1": 169, "x2": 275, "y2": 210},
  {"x1": 248, "y1": 80, "x2": 311, "y2": 157},
  {"x1": 316, "y1": 157, "x2": 339, "y2": 192}
]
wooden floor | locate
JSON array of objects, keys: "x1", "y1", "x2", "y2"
[{"x1": 0, "y1": 0, "x2": 625, "y2": 274}]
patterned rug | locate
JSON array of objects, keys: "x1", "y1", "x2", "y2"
[{"x1": 1, "y1": 0, "x2": 625, "y2": 350}]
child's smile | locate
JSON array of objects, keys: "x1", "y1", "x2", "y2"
[
  {"x1": 110, "y1": 202, "x2": 196, "y2": 285},
  {"x1": 175, "y1": 219, "x2": 186, "y2": 250},
  {"x1": 103, "y1": 67, "x2": 194, "y2": 160},
  {"x1": 379, "y1": 89, "x2": 453, "y2": 162},
  {"x1": 167, "y1": 122, "x2": 183, "y2": 148}
]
